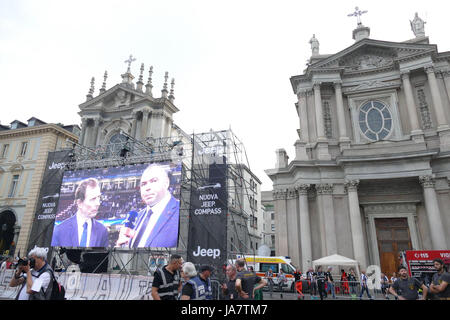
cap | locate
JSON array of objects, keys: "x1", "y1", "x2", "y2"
[{"x1": 199, "y1": 265, "x2": 214, "y2": 273}]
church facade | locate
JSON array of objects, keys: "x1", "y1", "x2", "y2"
[{"x1": 265, "y1": 14, "x2": 450, "y2": 275}]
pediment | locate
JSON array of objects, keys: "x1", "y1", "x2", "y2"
[
  {"x1": 79, "y1": 84, "x2": 148, "y2": 111},
  {"x1": 310, "y1": 39, "x2": 437, "y2": 72},
  {"x1": 9, "y1": 164, "x2": 24, "y2": 172}
]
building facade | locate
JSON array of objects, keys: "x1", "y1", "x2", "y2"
[
  {"x1": 261, "y1": 190, "x2": 276, "y2": 256},
  {"x1": 228, "y1": 164, "x2": 263, "y2": 256},
  {"x1": 0, "y1": 118, "x2": 79, "y2": 256},
  {"x1": 266, "y1": 15, "x2": 450, "y2": 275}
]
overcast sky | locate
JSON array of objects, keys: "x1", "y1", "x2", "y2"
[{"x1": 1, "y1": 0, "x2": 449, "y2": 191}]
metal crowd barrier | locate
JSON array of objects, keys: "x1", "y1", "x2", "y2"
[{"x1": 290, "y1": 280, "x2": 394, "y2": 300}]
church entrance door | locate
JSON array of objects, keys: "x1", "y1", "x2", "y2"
[{"x1": 375, "y1": 218, "x2": 412, "y2": 277}]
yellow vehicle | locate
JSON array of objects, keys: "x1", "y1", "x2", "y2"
[{"x1": 236, "y1": 255, "x2": 297, "y2": 292}]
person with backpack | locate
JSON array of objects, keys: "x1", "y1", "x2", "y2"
[{"x1": 9, "y1": 246, "x2": 63, "y2": 300}]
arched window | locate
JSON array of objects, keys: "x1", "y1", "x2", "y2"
[
  {"x1": 0, "y1": 210, "x2": 16, "y2": 255},
  {"x1": 359, "y1": 100, "x2": 393, "y2": 141},
  {"x1": 106, "y1": 133, "x2": 128, "y2": 157}
]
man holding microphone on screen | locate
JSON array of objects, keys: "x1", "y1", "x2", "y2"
[
  {"x1": 51, "y1": 178, "x2": 109, "y2": 248},
  {"x1": 116, "y1": 164, "x2": 180, "y2": 248}
]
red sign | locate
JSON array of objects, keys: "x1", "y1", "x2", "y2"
[{"x1": 405, "y1": 250, "x2": 450, "y2": 278}]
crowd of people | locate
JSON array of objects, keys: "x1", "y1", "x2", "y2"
[
  {"x1": 2, "y1": 250, "x2": 448, "y2": 301},
  {"x1": 150, "y1": 255, "x2": 268, "y2": 300},
  {"x1": 149, "y1": 255, "x2": 449, "y2": 301}
]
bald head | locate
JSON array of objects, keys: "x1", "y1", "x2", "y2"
[{"x1": 140, "y1": 165, "x2": 170, "y2": 206}]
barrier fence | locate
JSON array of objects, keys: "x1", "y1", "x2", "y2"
[
  {"x1": 0, "y1": 269, "x2": 154, "y2": 300},
  {"x1": 1, "y1": 269, "x2": 424, "y2": 300},
  {"x1": 0, "y1": 269, "x2": 223, "y2": 300},
  {"x1": 281, "y1": 279, "x2": 408, "y2": 300}
]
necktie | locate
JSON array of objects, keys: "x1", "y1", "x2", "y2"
[
  {"x1": 80, "y1": 222, "x2": 88, "y2": 247},
  {"x1": 132, "y1": 209, "x2": 153, "y2": 248}
]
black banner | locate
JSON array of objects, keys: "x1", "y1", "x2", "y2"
[
  {"x1": 187, "y1": 162, "x2": 228, "y2": 271},
  {"x1": 26, "y1": 149, "x2": 72, "y2": 253}
]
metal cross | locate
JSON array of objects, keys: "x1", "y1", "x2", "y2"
[
  {"x1": 124, "y1": 54, "x2": 136, "y2": 72},
  {"x1": 347, "y1": 6, "x2": 368, "y2": 25}
]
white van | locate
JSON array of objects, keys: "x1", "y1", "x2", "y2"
[{"x1": 236, "y1": 255, "x2": 297, "y2": 292}]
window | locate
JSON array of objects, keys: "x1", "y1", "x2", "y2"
[
  {"x1": 416, "y1": 87, "x2": 432, "y2": 129},
  {"x1": 1, "y1": 144, "x2": 9, "y2": 158},
  {"x1": 271, "y1": 212, "x2": 274, "y2": 221},
  {"x1": 271, "y1": 235, "x2": 275, "y2": 246},
  {"x1": 271, "y1": 224, "x2": 275, "y2": 232},
  {"x1": 323, "y1": 100, "x2": 333, "y2": 138},
  {"x1": 281, "y1": 263, "x2": 295, "y2": 274},
  {"x1": 8, "y1": 175, "x2": 19, "y2": 198},
  {"x1": 260, "y1": 263, "x2": 279, "y2": 273},
  {"x1": 19, "y1": 142, "x2": 28, "y2": 157},
  {"x1": 106, "y1": 133, "x2": 128, "y2": 156},
  {"x1": 359, "y1": 100, "x2": 392, "y2": 141}
]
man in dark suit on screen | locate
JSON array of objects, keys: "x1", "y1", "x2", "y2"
[
  {"x1": 51, "y1": 178, "x2": 109, "y2": 248},
  {"x1": 116, "y1": 164, "x2": 180, "y2": 248}
]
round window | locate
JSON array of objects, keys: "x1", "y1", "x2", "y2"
[{"x1": 359, "y1": 101, "x2": 392, "y2": 141}]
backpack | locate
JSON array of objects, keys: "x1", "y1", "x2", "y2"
[
  {"x1": 47, "y1": 269, "x2": 66, "y2": 300},
  {"x1": 34, "y1": 266, "x2": 66, "y2": 300}
]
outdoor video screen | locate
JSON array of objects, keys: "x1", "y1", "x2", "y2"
[{"x1": 50, "y1": 161, "x2": 182, "y2": 249}]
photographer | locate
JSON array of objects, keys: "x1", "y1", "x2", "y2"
[{"x1": 9, "y1": 247, "x2": 52, "y2": 300}]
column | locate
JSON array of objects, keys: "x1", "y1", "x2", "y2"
[
  {"x1": 419, "y1": 175, "x2": 447, "y2": 249},
  {"x1": 130, "y1": 112, "x2": 138, "y2": 139},
  {"x1": 401, "y1": 71, "x2": 423, "y2": 138},
  {"x1": 313, "y1": 83, "x2": 326, "y2": 141},
  {"x1": 425, "y1": 66, "x2": 449, "y2": 130},
  {"x1": 297, "y1": 90, "x2": 310, "y2": 142},
  {"x1": 313, "y1": 83, "x2": 331, "y2": 160},
  {"x1": 140, "y1": 109, "x2": 149, "y2": 141},
  {"x1": 334, "y1": 82, "x2": 349, "y2": 142},
  {"x1": 273, "y1": 189, "x2": 288, "y2": 256},
  {"x1": 297, "y1": 184, "x2": 312, "y2": 271},
  {"x1": 317, "y1": 183, "x2": 338, "y2": 255},
  {"x1": 441, "y1": 71, "x2": 450, "y2": 105},
  {"x1": 286, "y1": 188, "x2": 301, "y2": 268},
  {"x1": 92, "y1": 118, "x2": 100, "y2": 147},
  {"x1": 79, "y1": 118, "x2": 87, "y2": 146},
  {"x1": 345, "y1": 180, "x2": 367, "y2": 268},
  {"x1": 295, "y1": 90, "x2": 310, "y2": 160}
]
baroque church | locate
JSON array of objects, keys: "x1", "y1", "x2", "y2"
[
  {"x1": 266, "y1": 12, "x2": 450, "y2": 275},
  {"x1": 78, "y1": 56, "x2": 184, "y2": 150}
]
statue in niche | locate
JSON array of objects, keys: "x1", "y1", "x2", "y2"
[
  {"x1": 410, "y1": 12, "x2": 426, "y2": 38},
  {"x1": 309, "y1": 34, "x2": 320, "y2": 56}
]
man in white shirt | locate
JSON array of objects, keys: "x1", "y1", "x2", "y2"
[
  {"x1": 116, "y1": 164, "x2": 180, "y2": 248},
  {"x1": 9, "y1": 247, "x2": 52, "y2": 300}
]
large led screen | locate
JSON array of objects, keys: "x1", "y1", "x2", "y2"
[{"x1": 50, "y1": 162, "x2": 182, "y2": 249}]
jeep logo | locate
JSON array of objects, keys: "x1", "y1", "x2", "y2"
[
  {"x1": 48, "y1": 162, "x2": 66, "y2": 170},
  {"x1": 193, "y1": 246, "x2": 221, "y2": 259}
]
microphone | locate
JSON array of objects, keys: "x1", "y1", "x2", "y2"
[
  {"x1": 124, "y1": 210, "x2": 138, "y2": 229},
  {"x1": 117, "y1": 210, "x2": 138, "y2": 247}
]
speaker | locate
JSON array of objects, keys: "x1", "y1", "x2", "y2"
[{"x1": 80, "y1": 252, "x2": 109, "y2": 273}]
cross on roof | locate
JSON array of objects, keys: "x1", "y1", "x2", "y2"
[
  {"x1": 124, "y1": 54, "x2": 136, "y2": 72},
  {"x1": 347, "y1": 6, "x2": 368, "y2": 25}
]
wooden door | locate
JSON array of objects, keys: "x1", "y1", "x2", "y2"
[{"x1": 375, "y1": 218, "x2": 412, "y2": 277}]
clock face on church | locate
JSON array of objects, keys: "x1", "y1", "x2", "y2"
[{"x1": 358, "y1": 100, "x2": 393, "y2": 141}]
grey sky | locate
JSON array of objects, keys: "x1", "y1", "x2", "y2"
[{"x1": 1, "y1": 0, "x2": 449, "y2": 190}]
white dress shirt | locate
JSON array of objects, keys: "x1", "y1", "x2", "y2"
[
  {"x1": 133, "y1": 192, "x2": 171, "y2": 248},
  {"x1": 76, "y1": 212, "x2": 92, "y2": 247}
]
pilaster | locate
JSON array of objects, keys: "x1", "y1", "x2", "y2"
[{"x1": 419, "y1": 175, "x2": 447, "y2": 249}]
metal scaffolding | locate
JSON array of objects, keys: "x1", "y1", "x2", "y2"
[{"x1": 54, "y1": 128, "x2": 260, "y2": 275}]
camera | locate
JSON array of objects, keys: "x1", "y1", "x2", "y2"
[
  {"x1": 16, "y1": 257, "x2": 36, "y2": 270},
  {"x1": 17, "y1": 258, "x2": 29, "y2": 267}
]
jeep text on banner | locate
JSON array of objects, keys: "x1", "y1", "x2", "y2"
[{"x1": 187, "y1": 161, "x2": 228, "y2": 270}]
